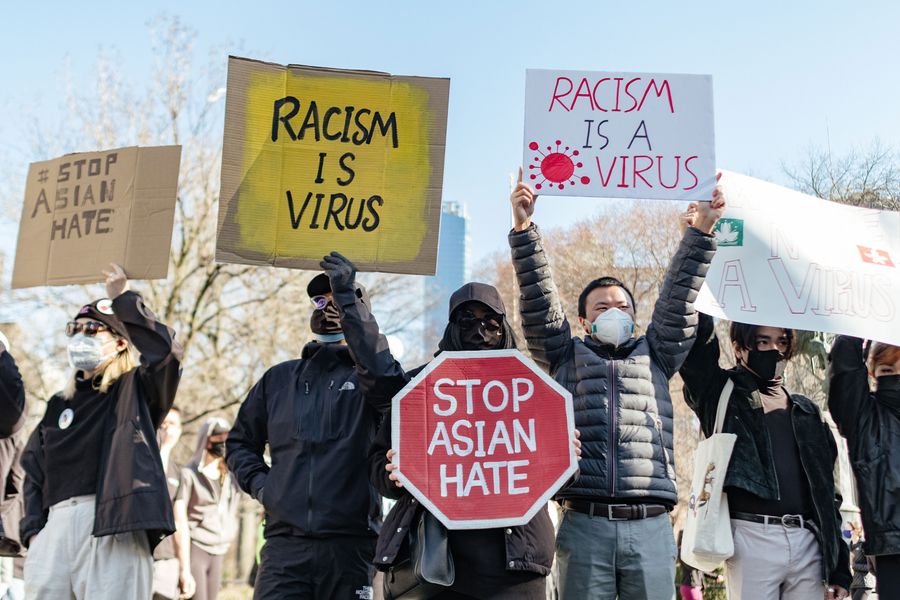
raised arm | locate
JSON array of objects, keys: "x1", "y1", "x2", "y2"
[
  {"x1": 226, "y1": 374, "x2": 270, "y2": 503},
  {"x1": 647, "y1": 182, "x2": 722, "y2": 378},
  {"x1": 321, "y1": 252, "x2": 410, "y2": 410},
  {"x1": 105, "y1": 264, "x2": 183, "y2": 427},
  {"x1": 827, "y1": 335, "x2": 871, "y2": 440},
  {"x1": 508, "y1": 169, "x2": 573, "y2": 374},
  {"x1": 0, "y1": 338, "x2": 26, "y2": 437}
]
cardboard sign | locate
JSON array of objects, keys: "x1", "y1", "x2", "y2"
[
  {"x1": 523, "y1": 69, "x2": 715, "y2": 201},
  {"x1": 696, "y1": 171, "x2": 900, "y2": 345},
  {"x1": 216, "y1": 56, "x2": 450, "y2": 276},
  {"x1": 392, "y1": 349, "x2": 577, "y2": 529},
  {"x1": 12, "y1": 146, "x2": 181, "y2": 289}
]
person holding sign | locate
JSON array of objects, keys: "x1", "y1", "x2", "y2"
[
  {"x1": 19, "y1": 264, "x2": 183, "y2": 599},
  {"x1": 0, "y1": 331, "x2": 26, "y2": 561},
  {"x1": 679, "y1": 273, "x2": 851, "y2": 594},
  {"x1": 320, "y1": 252, "x2": 575, "y2": 600},
  {"x1": 226, "y1": 273, "x2": 387, "y2": 600},
  {"x1": 829, "y1": 337, "x2": 900, "y2": 598},
  {"x1": 508, "y1": 169, "x2": 723, "y2": 599}
]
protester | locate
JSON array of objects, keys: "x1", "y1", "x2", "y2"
[
  {"x1": 507, "y1": 170, "x2": 722, "y2": 599},
  {"x1": 679, "y1": 298, "x2": 851, "y2": 595},
  {"x1": 20, "y1": 263, "x2": 183, "y2": 599},
  {"x1": 174, "y1": 417, "x2": 240, "y2": 600},
  {"x1": 829, "y1": 336, "x2": 900, "y2": 598},
  {"x1": 320, "y1": 252, "x2": 581, "y2": 600},
  {"x1": 0, "y1": 331, "x2": 26, "y2": 600},
  {"x1": 153, "y1": 407, "x2": 185, "y2": 600},
  {"x1": 227, "y1": 272, "x2": 389, "y2": 600}
]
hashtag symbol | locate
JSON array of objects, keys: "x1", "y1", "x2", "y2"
[{"x1": 38, "y1": 169, "x2": 49, "y2": 183}]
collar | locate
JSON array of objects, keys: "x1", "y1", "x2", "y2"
[
  {"x1": 583, "y1": 334, "x2": 640, "y2": 359},
  {"x1": 301, "y1": 341, "x2": 353, "y2": 365}
]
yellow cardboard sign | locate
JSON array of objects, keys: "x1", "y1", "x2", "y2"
[{"x1": 216, "y1": 56, "x2": 450, "y2": 275}]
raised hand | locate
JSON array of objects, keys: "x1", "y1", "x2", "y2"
[
  {"x1": 320, "y1": 251, "x2": 357, "y2": 294},
  {"x1": 679, "y1": 202, "x2": 699, "y2": 235},
  {"x1": 102, "y1": 263, "x2": 129, "y2": 299},
  {"x1": 693, "y1": 172, "x2": 726, "y2": 235},
  {"x1": 510, "y1": 167, "x2": 538, "y2": 232}
]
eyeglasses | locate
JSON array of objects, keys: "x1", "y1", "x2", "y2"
[
  {"x1": 65, "y1": 321, "x2": 110, "y2": 337},
  {"x1": 310, "y1": 295, "x2": 329, "y2": 310},
  {"x1": 456, "y1": 312, "x2": 502, "y2": 333}
]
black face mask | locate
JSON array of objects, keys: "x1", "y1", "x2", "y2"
[
  {"x1": 310, "y1": 301, "x2": 343, "y2": 339},
  {"x1": 456, "y1": 312, "x2": 504, "y2": 350},
  {"x1": 745, "y1": 349, "x2": 787, "y2": 382},
  {"x1": 207, "y1": 441, "x2": 226, "y2": 458},
  {"x1": 876, "y1": 375, "x2": 900, "y2": 410}
]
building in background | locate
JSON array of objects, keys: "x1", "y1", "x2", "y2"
[{"x1": 423, "y1": 201, "x2": 469, "y2": 352}]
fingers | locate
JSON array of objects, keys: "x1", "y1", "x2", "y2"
[
  {"x1": 518, "y1": 166, "x2": 523, "y2": 183},
  {"x1": 386, "y1": 448, "x2": 396, "y2": 460},
  {"x1": 716, "y1": 171, "x2": 722, "y2": 182}
]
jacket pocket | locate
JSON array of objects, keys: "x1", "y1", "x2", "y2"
[{"x1": 326, "y1": 378, "x2": 359, "y2": 441}]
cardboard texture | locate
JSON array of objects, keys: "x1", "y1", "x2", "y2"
[
  {"x1": 216, "y1": 56, "x2": 450, "y2": 276},
  {"x1": 12, "y1": 146, "x2": 181, "y2": 289},
  {"x1": 523, "y1": 69, "x2": 716, "y2": 201},
  {"x1": 392, "y1": 350, "x2": 577, "y2": 530},
  {"x1": 697, "y1": 170, "x2": 900, "y2": 345}
]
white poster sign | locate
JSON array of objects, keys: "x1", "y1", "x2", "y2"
[
  {"x1": 697, "y1": 171, "x2": 899, "y2": 345},
  {"x1": 523, "y1": 69, "x2": 715, "y2": 201}
]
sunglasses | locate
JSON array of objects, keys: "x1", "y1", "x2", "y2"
[
  {"x1": 456, "y1": 312, "x2": 502, "y2": 333},
  {"x1": 65, "y1": 321, "x2": 110, "y2": 337},
  {"x1": 311, "y1": 295, "x2": 329, "y2": 310}
]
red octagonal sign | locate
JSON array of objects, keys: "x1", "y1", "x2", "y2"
[{"x1": 392, "y1": 349, "x2": 576, "y2": 529}]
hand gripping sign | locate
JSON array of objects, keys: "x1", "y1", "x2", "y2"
[{"x1": 392, "y1": 349, "x2": 577, "y2": 529}]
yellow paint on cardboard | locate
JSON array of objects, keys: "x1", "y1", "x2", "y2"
[{"x1": 234, "y1": 69, "x2": 434, "y2": 263}]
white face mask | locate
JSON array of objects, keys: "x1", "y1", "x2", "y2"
[
  {"x1": 590, "y1": 308, "x2": 635, "y2": 347},
  {"x1": 67, "y1": 334, "x2": 117, "y2": 372}
]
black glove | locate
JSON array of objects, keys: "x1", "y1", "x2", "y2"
[{"x1": 320, "y1": 251, "x2": 357, "y2": 295}]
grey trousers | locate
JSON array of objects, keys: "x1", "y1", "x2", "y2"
[
  {"x1": 24, "y1": 495, "x2": 152, "y2": 600},
  {"x1": 555, "y1": 507, "x2": 676, "y2": 600},
  {"x1": 725, "y1": 518, "x2": 825, "y2": 600}
]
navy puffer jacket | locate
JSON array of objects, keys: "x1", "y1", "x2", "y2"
[{"x1": 508, "y1": 224, "x2": 716, "y2": 504}]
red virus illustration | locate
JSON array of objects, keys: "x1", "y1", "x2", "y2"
[{"x1": 528, "y1": 140, "x2": 591, "y2": 190}]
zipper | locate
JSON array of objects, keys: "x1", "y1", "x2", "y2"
[
  {"x1": 655, "y1": 416, "x2": 671, "y2": 477},
  {"x1": 608, "y1": 360, "x2": 618, "y2": 497},
  {"x1": 307, "y1": 377, "x2": 317, "y2": 532},
  {"x1": 790, "y1": 403, "x2": 827, "y2": 585}
]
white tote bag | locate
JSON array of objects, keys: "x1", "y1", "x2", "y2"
[{"x1": 680, "y1": 378, "x2": 737, "y2": 572}]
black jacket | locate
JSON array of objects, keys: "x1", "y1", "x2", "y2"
[
  {"x1": 332, "y1": 284, "x2": 555, "y2": 580},
  {"x1": 509, "y1": 224, "x2": 717, "y2": 504},
  {"x1": 828, "y1": 335, "x2": 900, "y2": 556},
  {"x1": 227, "y1": 340, "x2": 388, "y2": 538},
  {"x1": 21, "y1": 291, "x2": 182, "y2": 551},
  {"x1": 0, "y1": 351, "x2": 26, "y2": 556},
  {"x1": 680, "y1": 312, "x2": 851, "y2": 589}
]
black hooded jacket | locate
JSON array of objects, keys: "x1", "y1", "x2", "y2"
[
  {"x1": 828, "y1": 335, "x2": 900, "y2": 556},
  {"x1": 227, "y1": 340, "x2": 389, "y2": 538},
  {"x1": 332, "y1": 283, "x2": 555, "y2": 590}
]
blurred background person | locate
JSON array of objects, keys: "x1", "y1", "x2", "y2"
[{"x1": 175, "y1": 417, "x2": 240, "y2": 600}]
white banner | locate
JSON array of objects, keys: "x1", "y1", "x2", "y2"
[
  {"x1": 523, "y1": 69, "x2": 715, "y2": 201},
  {"x1": 697, "y1": 171, "x2": 900, "y2": 345}
]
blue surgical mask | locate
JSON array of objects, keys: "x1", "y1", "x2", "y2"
[{"x1": 67, "y1": 334, "x2": 116, "y2": 372}]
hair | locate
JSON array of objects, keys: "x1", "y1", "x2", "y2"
[
  {"x1": 578, "y1": 277, "x2": 635, "y2": 318},
  {"x1": 728, "y1": 322, "x2": 796, "y2": 360},
  {"x1": 62, "y1": 341, "x2": 139, "y2": 400},
  {"x1": 869, "y1": 342, "x2": 900, "y2": 374}
]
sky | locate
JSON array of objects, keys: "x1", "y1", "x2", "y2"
[{"x1": 2, "y1": 0, "x2": 899, "y2": 276}]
